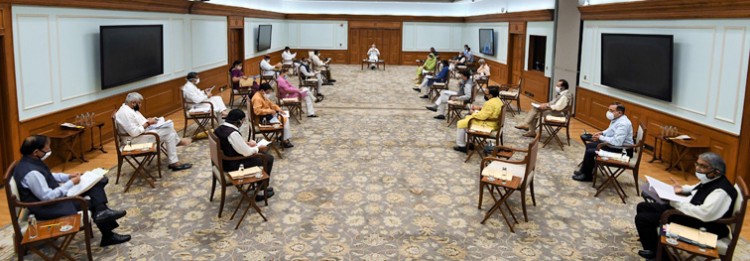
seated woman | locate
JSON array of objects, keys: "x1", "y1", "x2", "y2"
[
  {"x1": 230, "y1": 60, "x2": 255, "y2": 91},
  {"x1": 415, "y1": 53, "x2": 437, "y2": 84},
  {"x1": 251, "y1": 83, "x2": 294, "y2": 148},
  {"x1": 474, "y1": 59, "x2": 491, "y2": 80},
  {"x1": 277, "y1": 69, "x2": 317, "y2": 118},
  {"x1": 367, "y1": 43, "x2": 380, "y2": 70}
]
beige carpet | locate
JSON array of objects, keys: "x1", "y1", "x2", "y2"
[{"x1": 2, "y1": 64, "x2": 749, "y2": 260}]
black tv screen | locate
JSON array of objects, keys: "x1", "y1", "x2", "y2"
[
  {"x1": 100, "y1": 25, "x2": 163, "y2": 89},
  {"x1": 479, "y1": 29, "x2": 494, "y2": 56},
  {"x1": 257, "y1": 25, "x2": 272, "y2": 52},
  {"x1": 601, "y1": 33, "x2": 673, "y2": 102}
]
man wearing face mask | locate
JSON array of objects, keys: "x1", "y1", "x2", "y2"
[
  {"x1": 13, "y1": 135, "x2": 131, "y2": 246},
  {"x1": 115, "y1": 92, "x2": 193, "y2": 171},
  {"x1": 453, "y1": 86, "x2": 503, "y2": 152},
  {"x1": 251, "y1": 83, "x2": 294, "y2": 148},
  {"x1": 214, "y1": 109, "x2": 275, "y2": 200},
  {"x1": 515, "y1": 79, "x2": 573, "y2": 137},
  {"x1": 573, "y1": 102, "x2": 633, "y2": 181},
  {"x1": 299, "y1": 58, "x2": 325, "y2": 101},
  {"x1": 182, "y1": 72, "x2": 228, "y2": 123},
  {"x1": 260, "y1": 55, "x2": 281, "y2": 77},
  {"x1": 426, "y1": 70, "x2": 474, "y2": 120},
  {"x1": 634, "y1": 153, "x2": 737, "y2": 260}
]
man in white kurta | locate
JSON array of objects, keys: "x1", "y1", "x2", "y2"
[
  {"x1": 367, "y1": 44, "x2": 380, "y2": 70},
  {"x1": 310, "y1": 50, "x2": 334, "y2": 84},
  {"x1": 115, "y1": 92, "x2": 192, "y2": 171},
  {"x1": 181, "y1": 72, "x2": 227, "y2": 123},
  {"x1": 299, "y1": 58, "x2": 324, "y2": 96},
  {"x1": 260, "y1": 56, "x2": 279, "y2": 77},
  {"x1": 282, "y1": 47, "x2": 296, "y2": 65}
]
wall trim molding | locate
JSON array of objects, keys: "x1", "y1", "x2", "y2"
[
  {"x1": 465, "y1": 9, "x2": 554, "y2": 23},
  {"x1": 579, "y1": 0, "x2": 750, "y2": 20}
]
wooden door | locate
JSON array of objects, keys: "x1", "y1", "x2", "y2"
[
  {"x1": 382, "y1": 29, "x2": 401, "y2": 64},
  {"x1": 508, "y1": 33, "x2": 525, "y2": 85},
  {"x1": 348, "y1": 29, "x2": 361, "y2": 64},
  {"x1": 228, "y1": 29, "x2": 243, "y2": 64}
]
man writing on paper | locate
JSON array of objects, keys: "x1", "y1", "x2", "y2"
[
  {"x1": 514, "y1": 79, "x2": 573, "y2": 138},
  {"x1": 453, "y1": 86, "x2": 503, "y2": 153},
  {"x1": 634, "y1": 153, "x2": 737, "y2": 260},
  {"x1": 182, "y1": 72, "x2": 228, "y2": 123},
  {"x1": 13, "y1": 135, "x2": 130, "y2": 247},
  {"x1": 277, "y1": 69, "x2": 317, "y2": 118},
  {"x1": 215, "y1": 109, "x2": 275, "y2": 201},
  {"x1": 426, "y1": 70, "x2": 474, "y2": 120},
  {"x1": 260, "y1": 55, "x2": 281, "y2": 77},
  {"x1": 251, "y1": 83, "x2": 295, "y2": 148},
  {"x1": 310, "y1": 50, "x2": 335, "y2": 85},
  {"x1": 573, "y1": 102, "x2": 633, "y2": 181},
  {"x1": 116, "y1": 92, "x2": 193, "y2": 171},
  {"x1": 414, "y1": 60, "x2": 450, "y2": 98}
]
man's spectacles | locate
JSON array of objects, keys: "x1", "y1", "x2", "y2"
[{"x1": 694, "y1": 162, "x2": 712, "y2": 170}]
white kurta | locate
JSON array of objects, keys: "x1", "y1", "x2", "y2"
[
  {"x1": 182, "y1": 81, "x2": 227, "y2": 115},
  {"x1": 115, "y1": 104, "x2": 181, "y2": 164},
  {"x1": 367, "y1": 48, "x2": 380, "y2": 62},
  {"x1": 282, "y1": 51, "x2": 296, "y2": 65},
  {"x1": 260, "y1": 59, "x2": 276, "y2": 76}
]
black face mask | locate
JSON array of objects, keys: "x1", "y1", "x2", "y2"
[
  {"x1": 133, "y1": 104, "x2": 140, "y2": 111},
  {"x1": 484, "y1": 95, "x2": 490, "y2": 101}
]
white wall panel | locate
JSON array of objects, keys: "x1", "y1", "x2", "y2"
[
  {"x1": 525, "y1": 21, "x2": 555, "y2": 77},
  {"x1": 245, "y1": 18, "x2": 289, "y2": 58},
  {"x1": 402, "y1": 22, "x2": 464, "y2": 52},
  {"x1": 287, "y1": 20, "x2": 347, "y2": 50},
  {"x1": 463, "y1": 22, "x2": 509, "y2": 64},
  {"x1": 15, "y1": 15, "x2": 54, "y2": 110},
  {"x1": 191, "y1": 18, "x2": 227, "y2": 71},
  {"x1": 579, "y1": 19, "x2": 750, "y2": 135}
]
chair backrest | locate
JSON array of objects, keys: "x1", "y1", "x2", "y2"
[
  {"x1": 494, "y1": 104, "x2": 506, "y2": 138},
  {"x1": 631, "y1": 121, "x2": 648, "y2": 169},
  {"x1": 720, "y1": 176, "x2": 748, "y2": 260},
  {"x1": 4, "y1": 161, "x2": 25, "y2": 247},
  {"x1": 179, "y1": 89, "x2": 192, "y2": 119},
  {"x1": 111, "y1": 111, "x2": 125, "y2": 157},
  {"x1": 208, "y1": 131, "x2": 224, "y2": 172},
  {"x1": 523, "y1": 135, "x2": 540, "y2": 188}
]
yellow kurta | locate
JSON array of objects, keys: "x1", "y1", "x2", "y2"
[
  {"x1": 457, "y1": 97, "x2": 503, "y2": 129},
  {"x1": 416, "y1": 55, "x2": 437, "y2": 78}
]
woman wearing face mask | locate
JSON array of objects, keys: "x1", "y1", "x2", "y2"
[
  {"x1": 514, "y1": 79, "x2": 573, "y2": 138},
  {"x1": 573, "y1": 102, "x2": 634, "y2": 182},
  {"x1": 634, "y1": 152, "x2": 738, "y2": 260},
  {"x1": 251, "y1": 83, "x2": 294, "y2": 148}
]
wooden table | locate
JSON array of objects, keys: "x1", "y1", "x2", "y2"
[
  {"x1": 48, "y1": 128, "x2": 86, "y2": 171},
  {"x1": 85, "y1": 122, "x2": 107, "y2": 154},
  {"x1": 23, "y1": 215, "x2": 82, "y2": 260},
  {"x1": 361, "y1": 59, "x2": 386, "y2": 71},
  {"x1": 660, "y1": 235, "x2": 719, "y2": 260},
  {"x1": 666, "y1": 138, "x2": 710, "y2": 179},
  {"x1": 229, "y1": 173, "x2": 270, "y2": 229},
  {"x1": 479, "y1": 175, "x2": 522, "y2": 232}
]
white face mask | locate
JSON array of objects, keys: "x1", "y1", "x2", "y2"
[
  {"x1": 695, "y1": 172, "x2": 712, "y2": 183},
  {"x1": 264, "y1": 93, "x2": 273, "y2": 99},
  {"x1": 606, "y1": 111, "x2": 615, "y2": 120},
  {"x1": 40, "y1": 150, "x2": 52, "y2": 161},
  {"x1": 195, "y1": 78, "x2": 200, "y2": 84},
  {"x1": 555, "y1": 86, "x2": 562, "y2": 93}
]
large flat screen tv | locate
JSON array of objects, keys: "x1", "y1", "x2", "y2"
[
  {"x1": 100, "y1": 25, "x2": 163, "y2": 89},
  {"x1": 479, "y1": 29, "x2": 495, "y2": 56},
  {"x1": 601, "y1": 33, "x2": 674, "y2": 102},
  {"x1": 257, "y1": 25, "x2": 272, "y2": 52}
]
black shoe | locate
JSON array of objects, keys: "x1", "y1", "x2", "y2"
[
  {"x1": 323, "y1": 82, "x2": 333, "y2": 85},
  {"x1": 419, "y1": 95, "x2": 428, "y2": 99},
  {"x1": 573, "y1": 170, "x2": 583, "y2": 177},
  {"x1": 100, "y1": 233, "x2": 131, "y2": 247},
  {"x1": 572, "y1": 174, "x2": 593, "y2": 182},
  {"x1": 329, "y1": 79, "x2": 337, "y2": 82},
  {"x1": 453, "y1": 146, "x2": 467, "y2": 153},
  {"x1": 307, "y1": 114, "x2": 318, "y2": 118},
  {"x1": 94, "y1": 209, "x2": 127, "y2": 223},
  {"x1": 283, "y1": 141, "x2": 294, "y2": 148},
  {"x1": 425, "y1": 106, "x2": 437, "y2": 112},
  {"x1": 434, "y1": 115, "x2": 445, "y2": 120},
  {"x1": 638, "y1": 250, "x2": 656, "y2": 259},
  {"x1": 255, "y1": 190, "x2": 275, "y2": 201},
  {"x1": 412, "y1": 87, "x2": 421, "y2": 92},
  {"x1": 169, "y1": 163, "x2": 192, "y2": 171}
]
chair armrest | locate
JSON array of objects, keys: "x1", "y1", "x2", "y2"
[
  {"x1": 482, "y1": 156, "x2": 525, "y2": 165},
  {"x1": 659, "y1": 209, "x2": 687, "y2": 224},
  {"x1": 492, "y1": 145, "x2": 528, "y2": 154},
  {"x1": 188, "y1": 101, "x2": 215, "y2": 115},
  {"x1": 223, "y1": 153, "x2": 267, "y2": 163},
  {"x1": 596, "y1": 142, "x2": 637, "y2": 150},
  {"x1": 15, "y1": 195, "x2": 88, "y2": 210},
  {"x1": 117, "y1": 130, "x2": 162, "y2": 144}
]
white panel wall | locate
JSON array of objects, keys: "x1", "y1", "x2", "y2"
[
  {"x1": 525, "y1": 21, "x2": 555, "y2": 77},
  {"x1": 462, "y1": 22, "x2": 510, "y2": 64},
  {"x1": 244, "y1": 18, "x2": 288, "y2": 58},
  {"x1": 12, "y1": 5, "x2": 227, "y2": 121},
  {"x1": 287, "y1": 20, "x2": 348, "y2": 50},
  {"x1": 402, "y1": 22, "x2": 464, "y2": 52},
  {"x1": 579, "y1": 19, "x2": 750, "y2": 134}
]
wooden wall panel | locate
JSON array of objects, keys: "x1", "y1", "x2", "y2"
[
  {"x1": 575, "y1": 87, "x2": 741, "y2": 182},
  {"x1": 401, "y1": 52, "x2": 459, "y2": 66},
  {"x1": 349, "y1": 21, "x2": 400, "y2": 29},
  {"x1": 293, "y1": 49, "x2": 348, "y2": 65},
  {"x1": 286, "y1": 14, "x2": 464, "y2": 23},
  {"x1": 521, "y1": 70, "x2": 549, "y2": 102},
  {"x1": 12, "y1": 0, "x2": 189, "y2": 14},
  {"x1": 0, "y1": 6, "x2": 5, "y2": 35},
  {"x1": 465, "y1": 9, "x2": 554, "y2": 23},
  {"x1": 579, "y1": 0, "x2": 750, "y2": 20},
  {"x1": 483, "y1": 59, "x2": 509, "y2": 86},
  {"x1": 0, "y1": 3, "x2": 21, "y2": 172},
  {"x1": 736, "y1": 58, "x2": 750, "y2": 184}
]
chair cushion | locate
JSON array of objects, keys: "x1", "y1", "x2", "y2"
[
  {"x1": 544, "y1": 115, "x2": 566, "y2": 123},
  {"x1": 212, "y1": 165, "x2": 233, "y2": 186},
  {"x1": 499, "y1": 90, "x2": 519, "y2": 97},
  {"x1": 483, "y1": 161, "x2": 525, "y2": 181}
]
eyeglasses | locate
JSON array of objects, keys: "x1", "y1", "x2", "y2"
[{"x1": 694, "y1": 162, "x2": 712, "y2": 170}]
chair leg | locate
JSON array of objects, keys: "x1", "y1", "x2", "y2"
[
  {"x1": 210, "y1": 175, "x2": 216, "y2": 202},
  {"x1": 218, "y1": 184, "x2": 226, "y2": 218},
  {"x1": 84, "y1": 222, "x2": 93, "y2": 261},
  {"x1": 530, "y1": 180, "x2": 537, "y2": 206},
  {"x1": 520, "y1": 190, "x2": 528, "y2": 222},
  {"x1": 633, "y1": 170, "x2": 640, "y2": 195},
  {"x1": 566, "y1": 127, "x2": 571, "y2": 146},
  {"x1": 478, "y1": 181, "x2": 485, "y2": 209},
  {"x1": 116, "y1": 158, "x2": 123, "y2": 184},
  {"x1": 182, "y1": 120, "x2": 188, "y2": 137},
  {"x1": 515, "y1": 98, "x2": 521, "y2": 114}
]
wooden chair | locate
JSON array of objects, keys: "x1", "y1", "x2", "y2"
[
  {"x1": 465, "y1": 109, "x2": 506, "y2": 162},
  {"x1": 180, "y1": 89, "x2": 216, "y2": 139},
  {"x1": 111, "y1": 112, "x2": 161, "y2": 192},
  {"x1": 540, "y1": 105, "x2": 573, "y2": 150},
  {"x1": 228, "y1": 72, "x2": 253, "y2": 109},
  {"x1": 478, "y1": 134, "x2": 539, "y2": 232},
  {"x1": 4, "y1": 161, "x2": 94, "y2": 261},
  {"x1": 446, "y1": 79, "x2": 480, "y2": 126},
  {"x1": 247, "y1": 96, "x2": 285, "y2": 159},
  {"x1": 275, "y1": 82, "x2": 303, "y2": 124},
  {"x1": 499, "y1": 79, "x2": 523, "y2": 116},
  {"x1": 428, "y1": 74, "x2": 451, "y2": 103},
  {"x1": 208, "y1": 130, "x2": 268, "y2": 218},
  {"x1": 259, "y1": 63, "x2": 278, "y2": 86},
  {"x1": 298, "y1": 70, "x2": 321, "y2": 101},
  {"x1": 656, "y1": 176, "x2": 748, "y2": 261},
  {"x1": 592, "y1": 121, "x2": 647, "y2": 204}
]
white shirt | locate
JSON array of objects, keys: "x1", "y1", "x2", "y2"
[
  {"x1": 182, "y1": 81, "x2": 208, "y2": 104},
  {"x1": 671, "y1": 180, "x2": 734, "y2": 222},
  {"x1": 549, "y1": 90, "x2": 571, "y2": 111},
  {"x1": 310, "y1": 53, "x2": 326, "y2": 67},
  {"x1": 260, "y1": 59, "x2": 276, "y2": 76},
  {"x1": 282, "y1": 51, "x2": 296, "y2": 65},
  {"x1": 600, "y1": 115, "x2": 634, "y2": 147},
  {"x1": 222, "y1": 123, "x2": 259, "y2": 156},
  {"x1": 115, "y1": 103, "x2": 148, "y2": 137},
  {"x1": 367, "y1": 47, "x2": 380, "y2": 61},
  {"x1": 21, "y1": 171, "x2": 73, "y2": 201}
]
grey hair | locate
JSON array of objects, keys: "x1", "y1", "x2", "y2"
[
  {"x1": 478, "y1": 59, "x2": 486, "y2": 63},
  {"x1": 125, "y1": 92, "x2": 144, "y2": 103},
  {"x1": 699, "y1": 152, "x2": 726, "y2": 176}
]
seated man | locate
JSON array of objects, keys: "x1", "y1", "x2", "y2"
[
  {"x1": 453, "y1": 86, "x2": 503, "y2": 152},
  {"x1": 299, "y1": 58, "x2": 324, "y2": 99},
  {"x1": 260, "y1": 55, "x2": 281, "y2": 77},
  {"x1": 310, "y1": 50, "x2": 335, "y2": 84},
  {"x1": 182, "y1": 72, "x2": 228, "y2": 122},
  {"x1": 277, "y1": 69, "x2": 317, "y2": 117},
  {"x1": 463, "y1": 45, "x2": 474, "y2": 64},
  {"x1": 414, "y1": 60, "x2": 450, "y2": 98},
  {"x1": 215, "y1": 109, "x2": 275, "y2": 201},
  {"x1": 573, "y1": 102, "x2": 633, "y2": 181},
  {"x1": 514, "y1": 79, "x2": 573, "y2": 137},
  {"x1": 415, "y1": 53, "x2": 437, "y2": 84},
  {"x1": 14, "y1": 135, "x2": 130, "y2": 246},
  {"x1": 634, "y1": 152, "x2": 737, "y2": 260},
  {"x1": 448, "y1": 54, "x2": 467, "y2": 72},
  {"x1": 115, "y1": 92, "x2": 192, "y2": 171},
  {"x1": 474, "y1": 59, "x2": 490, "y2": 80},
  {"x1": 367, "y1": 43, "x2": 380, "y2": 70},
  {"x1": 251, "y1": 83, "x2": 294, "y2": 148},
  {"x1": 281, "y1": 46, "x2": 297, "y2": 66},
  {"x1": 426, "y1": 70, "x2": 473, "y2": 120}
]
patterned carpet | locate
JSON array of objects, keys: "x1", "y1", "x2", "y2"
[{"x1": 2, "y1": 64, "x2": 749, "y2": 260}]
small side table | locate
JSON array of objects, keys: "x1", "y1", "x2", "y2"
[
  {"x1": 48, "y1": 128, "x2": 86, "y2": 171},
  {"x1": 361, "y1": 59, "x2": 386, "y2": 71},
  {"x1": 22, "y1": 214, "x2": 82, "y2": 260},
  {"x1": 666, "y1": 138, "x2": 710, "y2": 180},
  {"x1": 229, "y1": 172, "x2": 270, "y2": 229},
  {"x1": 86, "y1": 122, "x2": 107, "y2": 154}
]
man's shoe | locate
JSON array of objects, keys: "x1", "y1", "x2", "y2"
[
  {"x1": 255, "y1": 190, "x2": 275, "y2": 201},
  {"x1": 419, "y1": 95, "x2": 428, "y2": 99},
  {"x1": 573, "y1": 170, "x2": 584, "y2": 177},
  {"x1": 572, "y1": 174, "x2": 593, "y2": 182},
  {"x1": 100, "y1": 233, "x2": 131, "y2": 247},
  {"x1": 453, "y1": 146, "x2": 467, "y2": 153},
  {"x1": 283, "y1": 141, "x2": 294, "y2": 148},
  {"x1": 514, "y1": 125, "x2": 529, "y2": 131},
  {"x1": 329, "y1": 79, "x2": 337, "y2": 82},
  {"x1": 425, "y1": 106, "x2": 438, "y2": 112},
  {"x1": 412, "y1": 87, "x2": 421, "y2": 92},
  {"x1": 523, "y1": 132, "x2": 536, "y2": 138},
  {"x1": 638, "y1": 250, "x2": 656, "y2": 259},
  {"x1": 307, "y1": 114, "x2": 318, "y2": 118},
  {"x1": 169, "y1": 163, "x2": 192, "y2": 171},
  {"x1": 94, "y1": 209, "x2": 127, "y2": 223},
  {"x1": 434, "y1": 115, "x2": 445, "y2": 120}
]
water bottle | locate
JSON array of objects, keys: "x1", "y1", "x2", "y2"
[
  {"x1": 28, "y1": 214, "x2": 38, "y2": 239},
  {"x1": 238, "y1": 164, "x2": 245, "y2": 172},
  {"x1": 501, "y1": 167, "x2": 508, "y2": 184}
]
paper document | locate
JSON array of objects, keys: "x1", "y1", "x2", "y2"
[
  {"x1": 147, "y1": 117, "x2": 173, "y2": 130},
  {"x1": 531, "y1": 102, "x2": 541, "y2": 109},
  {"x1": 122, "y1": 142, "x2": 154, "y2": 152},
  {"x1": 257, "y1": 139, "x2": 271, "y2": 147},
  {"x1": 189, "y1": 104, "x2": 211, "y2": 114},
  {"x1": 667, "y1": 222, "x2": 718, "y2": 248},
  {"x1": 60, "y1": 123, "x2": 84, "y2": 129},
  {"x1": 645, "y1": 176, "x2": 693, "y2": 203},
  {"x1": 481, "y1": 162, "x2": 513, "y2": 181},
  {"x1": 205, "y1": 86, "x2": 215, "y2": 93},
  {"x1": 469, "y1": 124, "x2": 493, "y2": 134},
  {"x1": 66, "y1": 168, "x2": 106, "y2": 196},
  {"x1": 669, "y1": 135, "x2": 692, "y2": 140},
  {"x1": 228, "y1": 166, "x2": 262, "y2": 179}
]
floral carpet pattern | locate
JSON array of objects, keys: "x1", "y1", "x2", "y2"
[{"x1": 2, "y1": 65, "x2": 749, "y2": 260}]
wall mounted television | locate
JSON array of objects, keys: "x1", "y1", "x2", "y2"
[
  {"x1": 601, "y1": 33, "x2": 674, "y2": 102},
  {"x1": 257, "y1": 25, "x2": 272, "y2": 52},
  {"x1": 479, "y1": 29, "x2": 495, "y2": 56},
  {"x1": 100, "y1": 25, "x2": 164, "y2": 89}
]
